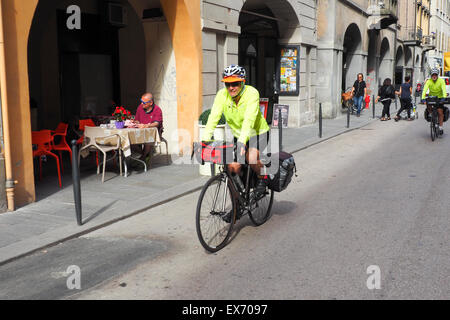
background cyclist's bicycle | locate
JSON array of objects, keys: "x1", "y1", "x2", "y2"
[{"x1": 424, "y1": 96, "x2": 449, "y2": 141}]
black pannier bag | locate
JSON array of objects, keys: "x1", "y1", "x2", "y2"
[
  {"x1": 424, "y1": 109, "x2": 431, "y2": 122},
  {"x1": 267, "y1": 151, "x2": 297, "y2": 192},
  {"x1": 424, "y1": 106, "x2": 450, "y2": 122}
]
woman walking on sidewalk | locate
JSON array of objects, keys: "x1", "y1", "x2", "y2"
[
  {"x1": 375, "y1": 78, "x2": 395, "y2": 121},
  {"x1": 351, "y1": 73, "x2": 367, "y2": 117},
  {"x1": 394, "y1": 76, "x2": 413, "y2": 121}
]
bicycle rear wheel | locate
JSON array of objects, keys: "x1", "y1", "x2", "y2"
[
  {"x1": 196, "y1": 173, "x2": 236, "y2": 252},
  {"x1": 248, "y1": 188, "x2": 274, "y2": 226}
]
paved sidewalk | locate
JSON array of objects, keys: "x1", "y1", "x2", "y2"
[{"x1": 0, "y1": 108, "x2": 380, "y2": 265}]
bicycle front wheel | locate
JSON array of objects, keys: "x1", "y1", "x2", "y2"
[
  {"x1": 196, "y1": 173, "x2": 236, "y2": 252},
  {"x1": 248, "y1": 189, "x2": 274, "y2": 226},
  {"x1": 431, "y1": 117, "x2": 436, "y2": 141}
]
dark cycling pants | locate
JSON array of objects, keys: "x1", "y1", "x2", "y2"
[{"x1": 233, "y1": 132, "x2": 269, "y2": 163}]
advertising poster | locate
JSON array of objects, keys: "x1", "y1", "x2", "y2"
[
  {"x1": 259, "y1": 98, "x2": 269, "y2": 119},
  {"x1": 279, "y1": 46, "x2": 299, "y2": 95},
  {"x1": 272, "y1": 104, "x2": 289, "y2": 128}
]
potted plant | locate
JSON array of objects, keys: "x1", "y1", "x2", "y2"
[
  {"x1": 112, "y1": 106, "x2": 132, "y2": 129},
  {"x1": 198, "y1": 109, "x2": 228, "y2": 176}
]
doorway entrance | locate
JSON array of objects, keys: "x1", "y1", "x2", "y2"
[
  {"x1": 238, "y1": 5, "x2": 279, "y2": 123},
  {"x1": 27, "y1": 0, "x2": 147, "y2": 198}
]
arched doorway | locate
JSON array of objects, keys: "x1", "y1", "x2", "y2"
[
  {"x1": 379, "y1": 38, "x2": 391, "y2": 85},
  {"x1": 238, "y1": 0, "x2": 300, "y2": 124},
  {"x1": 404, "y1": 46, "x2": 413, "y2": 82},
  {"x1": 28, "y1": 0, "x2": 147, "y2": 133},
  {"x1": 395, "y1": 46, "x2": 404, "y2": 89},
  {"x1": 366, "y1": 30, "x2": 380, "y2": 95},
  {"x1": 342, "y1": 24, "x2": 362, "y2": 93}
]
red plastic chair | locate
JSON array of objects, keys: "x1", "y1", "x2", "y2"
[
  {"x1": 51, "y1": 123, "x2": 72, "y2": 174},
  {"x1": 32, "y1": 130, "x2": 62, "y2": 188}
]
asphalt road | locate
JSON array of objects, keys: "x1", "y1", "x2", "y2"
[{"x1": 1, "y1": 105, "x2": 449, "y2": 300}]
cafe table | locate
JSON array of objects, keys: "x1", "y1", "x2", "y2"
[{"x1": 80, "y1": 126, "x2": 161, "y2": 177}]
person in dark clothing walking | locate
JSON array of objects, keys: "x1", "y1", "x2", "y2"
[
  {"x1": 394, "y1": 76, "x2": 413, "y2": 121},
  {"x1": 351, "y1": 73, "x2": 367, "y2": 117},
  {"x1": 375, "y1": 78, "x2": 396, "y2": 121}
]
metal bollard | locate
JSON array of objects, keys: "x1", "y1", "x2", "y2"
[
  {"x1": 319, "y1": 103, "x2": 323, "y2": 138},
  {"x1": 372, "y1": 95, "x2": 375, "y2": 119},
  {"x1": 71, "y1": 140, "x2": 82, "y2": 225},
  {"x1": 347, "y1": 103, "x2": 350, "y2": 128},
  {"x1": 278, "y1": 107, "x2": 283, "y2": 152},
  {"x1": 394, "y1": 97, "x2": 397, "y2": 110}
]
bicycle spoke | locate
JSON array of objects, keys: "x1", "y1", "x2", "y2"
[
  {"x1": 248, "y1": 189, "x2": 274, "y2": 226},
  {"x1": 196, "y1": 174, "x2": 235, "y2": 252}
]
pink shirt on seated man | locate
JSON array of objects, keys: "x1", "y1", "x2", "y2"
[
  {"x1": 133, "y1": 93, "x2": 163, "y2": 162},
  {"x1": 135, "y1": 93, "x2": 163, "y2": 136}
]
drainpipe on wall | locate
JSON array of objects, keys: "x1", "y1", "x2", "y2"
[{"x1": 0, "y1": 0, "x2": 16, "y2": 211}]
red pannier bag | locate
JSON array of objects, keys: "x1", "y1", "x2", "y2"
[{"x1": 195, "y1": 141, "x2": 234, "y2": 165}]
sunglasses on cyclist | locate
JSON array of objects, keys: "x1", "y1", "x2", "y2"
[{"x1": 225, "y1": 82, "x2": 242, "y2": 88}]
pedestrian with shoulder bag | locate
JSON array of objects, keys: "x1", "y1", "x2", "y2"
[{"x1": 375, "y1": 78, "x2": 395, "y2": 121}]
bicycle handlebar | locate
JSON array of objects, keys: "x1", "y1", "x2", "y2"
[{"x1": 423, "y1": 96, "x2": 448, "y2": 105}]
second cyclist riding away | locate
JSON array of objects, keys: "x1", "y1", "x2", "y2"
[{"x1": 422, "y1": 68, "x2": 448, "y2": 136}]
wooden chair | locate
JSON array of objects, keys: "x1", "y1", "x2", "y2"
[
  {"x1": 51, "y1": 122, "x2": 72, "y2": 174},
  {"x1": 78, "y1": 126, "x2": 122, "y2": 183},
  {"x1": 32, "y1": 130, "x2": 62, "y2": 188}
]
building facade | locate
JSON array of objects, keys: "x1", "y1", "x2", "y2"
[
  {"x1": 316, "y1": 0, "x2": 398, "y2": 116},
  {"x1": 428, "y1": 0, "x2": 450, "y2": 74},
  {"x1": 397, "y1": 0, "x2": 435, "y2": 87},
  {"x1": 201, "y1": 0, "x2": 319, "y2": 127},
  {"x1": 0, "y1": 0, "x2": 446, "y2": 212}
]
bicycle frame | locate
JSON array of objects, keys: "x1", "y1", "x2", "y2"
[
  {"x1": 426, "y1": 96, "x2": 444, "y2": 140},
  {"x1": 221, "y1": 163, "x2": 254, "y2": 207}
]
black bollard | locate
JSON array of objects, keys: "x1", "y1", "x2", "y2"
[
  {"x1": 71, "y1": 140, "x2": 82, "y2": 225},
  {"x1": 394, "y1": 97, "x2": 397, "y2": 110},
  {"x1": 372, "y1": 95, "x2": 375, "y2": 119},
  {"x1": 347, "y1": 103, "x2": 350, "y2": 128},
  {"x1": 278, "y1": 107, "x2": 283, "y2": 152},
  {"x1": 319, "y1": 103, "x2": 323, "y2": 138}
]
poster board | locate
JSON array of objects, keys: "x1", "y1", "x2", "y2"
[
  {"x1": 278, "y1": 46, "x2": 300, "y2": 96},
  {"x1": 444, "y1": 52, "x2": 450, "y2": 73},
  {"x1": 272, "y1": 104, "x2": 289, "y2": 128},
  {"x1": 259, "y1": 98, "x2": 269, "y2": 119}
]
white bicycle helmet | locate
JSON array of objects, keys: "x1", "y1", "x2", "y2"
[
  {"x1": 430, "y1": 68, "x2": 440, "y2": 76},
  {"x1": 222, "y1": 64, "x2": 246, "y2": 82}
]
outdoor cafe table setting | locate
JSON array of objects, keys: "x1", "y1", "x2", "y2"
[{"x1": 80, "y1": 123, "x2": 161, "y2": 177}]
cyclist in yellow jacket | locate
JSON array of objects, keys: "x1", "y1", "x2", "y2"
[
  {"x1": 422, "y1": 68, "x2": 448, "y2": 135},
  {"x1": 202, "y1": 64, "x2": 270, "y2": 195}
]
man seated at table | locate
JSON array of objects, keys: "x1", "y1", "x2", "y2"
[{"x1": 133, "y1": 92, "x2": 164, "y2": 163}]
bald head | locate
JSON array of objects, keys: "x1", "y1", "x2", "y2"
[
  {"x1": 141, "y1": 93, "x2": 153, "y2": 101},
  {"x1": 141, "y1": 93, "x2": 154, "y2": 110}
]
